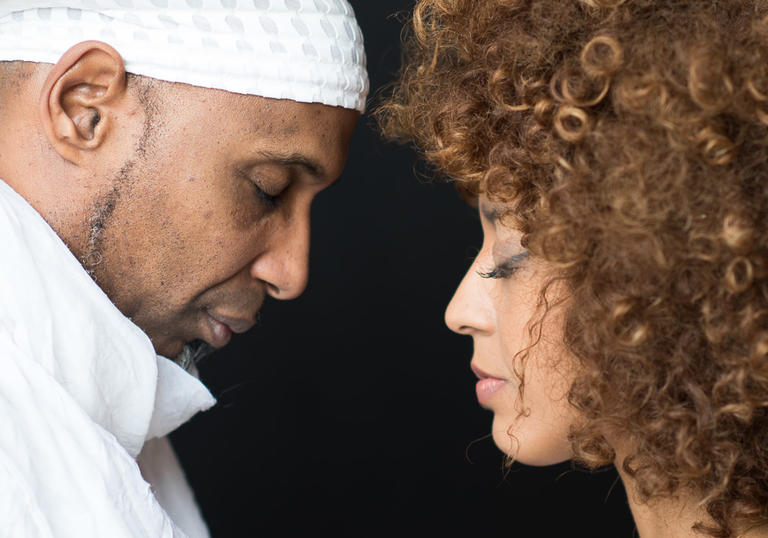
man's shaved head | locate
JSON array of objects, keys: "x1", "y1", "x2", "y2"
[{"x1": 0, "y1": 61, "x2": 34, "y2": 95}]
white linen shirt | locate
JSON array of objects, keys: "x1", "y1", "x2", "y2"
[{"x1": 0, "y1": 179, "x2": 216, "y2": 537}]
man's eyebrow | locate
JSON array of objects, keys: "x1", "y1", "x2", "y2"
[{"x1": 256, "y1": 151, "x2": 326, "y2": 182}]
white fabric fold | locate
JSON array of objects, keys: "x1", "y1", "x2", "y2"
[
  {"x1": 138, "y1": 437, "x2": 211, "y2": 538},
  {"x1": 148, "y1": 358, "x2": 217, "y2": 440},
  {"x1": 0, "y1": 178, "x2": 216, "y2": 537}
]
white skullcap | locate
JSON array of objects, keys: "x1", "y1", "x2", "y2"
[{"x1": 0, "y1": 0, "x2": 369, "y2": 113}]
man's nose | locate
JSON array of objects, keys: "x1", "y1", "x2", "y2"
[
  {"x1": 250, "y1": 212, "x2": 311, "y2": 300},
  {"x1": 445, "y1": 259, "x2": 495, "y2": 336}
]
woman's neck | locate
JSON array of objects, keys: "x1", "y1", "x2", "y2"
[
  {"x1": 615, "y1": 463, "x2": 768, "y2": 538},
  {"x1": 620, "y1": 473, "x2": 704, "y2": 538}
]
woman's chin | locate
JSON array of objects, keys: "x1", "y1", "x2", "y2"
[{"x1": 491, "y1": 416, "x2": 573, "y2": 466}]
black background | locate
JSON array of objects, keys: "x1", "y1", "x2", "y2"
[{"x1": 171, "y1": 3, "x2": 636, "y2": 537}]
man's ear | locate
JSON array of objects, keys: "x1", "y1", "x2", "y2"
[{"x1": 39, "y1": 41, "x2": 127, "y2": 166}]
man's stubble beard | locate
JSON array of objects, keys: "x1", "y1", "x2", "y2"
[
  {"x1": 174, "y1": 339, "x2": 216, "y2": 372},
  {"x1": 82, "y1": 73, "x2": 157, "y2": 281},
  {"x1": 82, "y1": 160, "x2": 137, "y2": 281}
]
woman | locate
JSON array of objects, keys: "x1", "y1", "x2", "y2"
[{"x1": 378, "y1": 1, "x2": 768, "y2": 536}]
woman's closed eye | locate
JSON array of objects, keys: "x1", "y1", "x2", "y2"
[{"x1": 479, "y1": 251, "x2": 530, "y2": 279}]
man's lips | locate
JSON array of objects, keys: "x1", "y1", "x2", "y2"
[
  {"x1": 208, "y1": 312, "x2": 256, "y2": 334},
  {"x1": 471, "y1": 363, "x2": 508, "y2": 406},
  {"x1": 204, "y1": 311, "x2": 257, "y2": 348}
]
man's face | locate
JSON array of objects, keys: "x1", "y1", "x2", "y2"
[{"x1": 86, "y1": 82, "x2": 358, "y2": 358}]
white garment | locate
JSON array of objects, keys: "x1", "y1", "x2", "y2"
[{"x1": 0, "y1": 178, "x2": 216, "y2": 538}]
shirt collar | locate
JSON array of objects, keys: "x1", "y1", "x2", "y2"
[{"x1": 0, "y1": 180, "x2": 215, "y2": 457}]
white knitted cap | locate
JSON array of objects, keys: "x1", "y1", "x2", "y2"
[{"x1": 0, "y1": 0, "x2": 369, "y2": 112}]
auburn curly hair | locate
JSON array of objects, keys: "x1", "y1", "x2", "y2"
[{"x1": 377, "y1": 1, "x2": 768, "y2": 536}]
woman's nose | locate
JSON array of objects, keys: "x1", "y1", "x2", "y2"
[{"x1": 445, "y1": 259, "x2": 495, "y2": 336}]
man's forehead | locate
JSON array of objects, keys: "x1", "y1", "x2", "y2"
[
  {"x1": 197, "y1": 89, "x2": 357, "y2": 135},
  {"x1": 170, "y1": 89, "x2": 357, "y2": 179},
  {"x1": 247, "y1": 103, "x2": 358, "y2": 178}
]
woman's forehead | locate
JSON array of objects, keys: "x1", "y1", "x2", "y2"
[{"x1": 478, "y1": 196, "x2": 520, "y2": 227}]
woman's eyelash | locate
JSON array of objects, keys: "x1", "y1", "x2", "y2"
[
  {"x1": 478, "y1": 251, "x2": 530, "y2": 280},
  {"x1": 479, "y1": 264, "x2": 518, "y2": 279}
]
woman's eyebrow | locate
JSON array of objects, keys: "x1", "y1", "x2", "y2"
[{"x1": 479, "y1": 201, "x2": 499, "y2": 224}]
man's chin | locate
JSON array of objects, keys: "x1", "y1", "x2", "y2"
[{"x1": 151, "y1": 337, "x2": 186, "y2": 360}]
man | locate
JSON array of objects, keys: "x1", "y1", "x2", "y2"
[{"x1": 0, "y1": 1, "x2": 367, "y2": 537}]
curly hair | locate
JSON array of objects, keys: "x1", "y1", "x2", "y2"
[{"x1": 377, "y1": 1, "x2": 768, "y2": 536}]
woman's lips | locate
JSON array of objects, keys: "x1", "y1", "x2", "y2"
[
  {"x1": 476, "y1": 378, "x2": 507, "y2": 405},
  {"x1": 471, "y1": 363, "x2": 508, "y2": 406}
]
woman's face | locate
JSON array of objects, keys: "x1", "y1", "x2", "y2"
[{"x1": 445, "y1": 197, "x2": 579, "y2": 465}]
